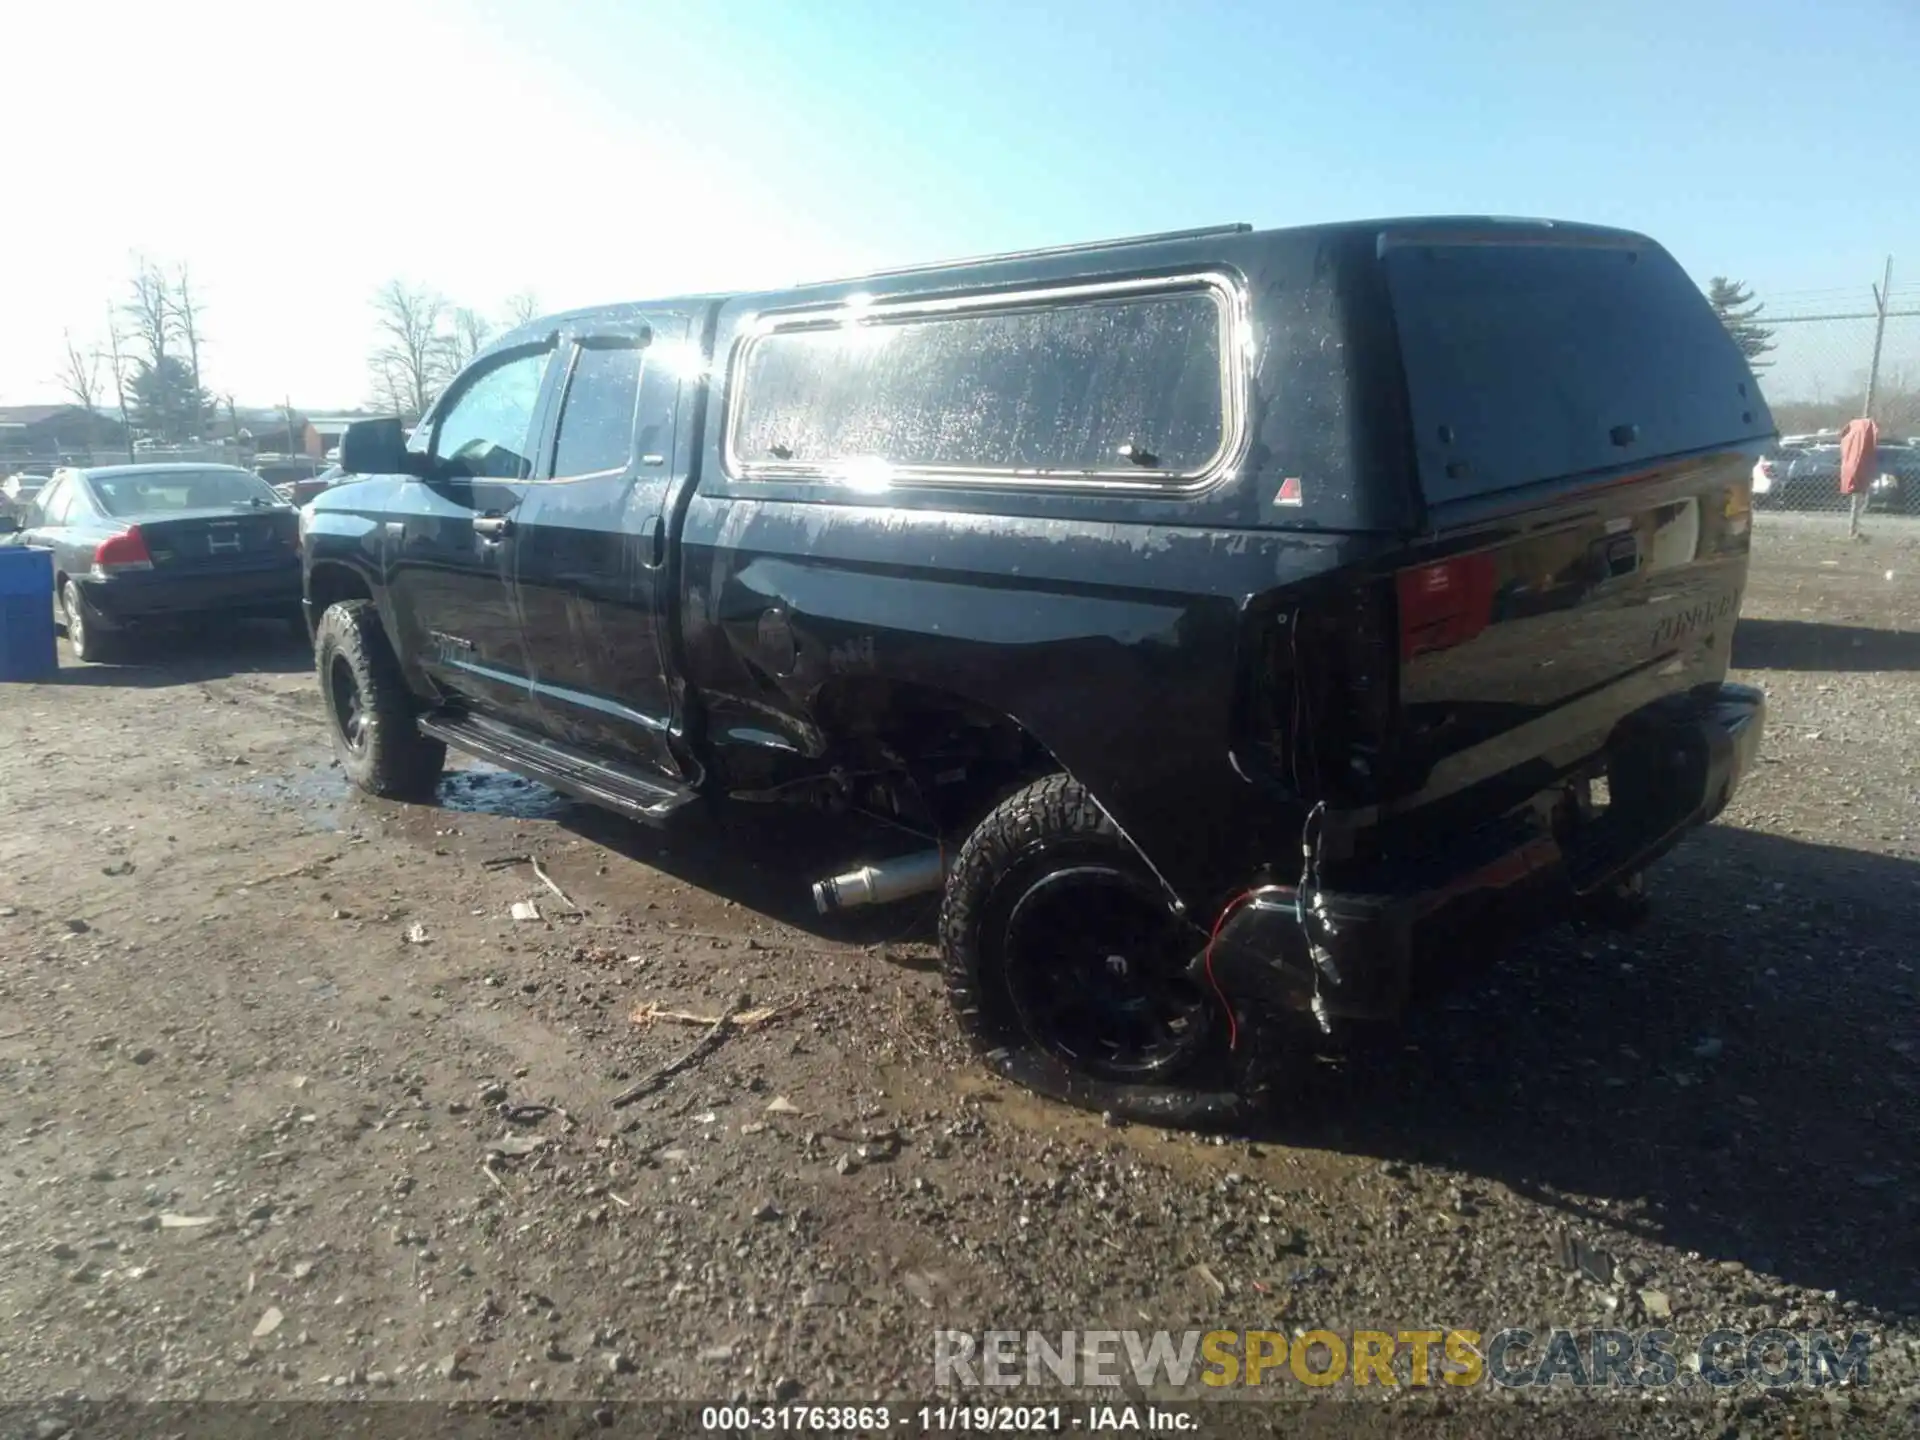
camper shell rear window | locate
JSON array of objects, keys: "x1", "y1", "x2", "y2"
[{"x1": 1384, "y1": 236, "x2": 1766, "y2": 507}]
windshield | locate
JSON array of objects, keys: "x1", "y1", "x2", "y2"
[{"x1": 89, "y1": 470, "x2": 285, "y2": 517}]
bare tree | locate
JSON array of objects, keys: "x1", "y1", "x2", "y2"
[
  {"x1": 504, "y1": 291, "x2": 540, "y2": 327},
  {"x1": 57, "y1": 331, "x2": 101, "y2": 415},
  {"x1": 369, "y1": 280, "x2": 451, "y2": 422},
  {"x1": 104, "y1": 308, "x2": 136, "y2": 461},
  {"x1": 124, "y1": 257, "x2": 176, "y2": 370},
  {"x1": 173, "y1": 265, "x2": 209, "y2": 434},
  {"x1": 447, "y1": 306, "x2": 494, "y2": 372}
]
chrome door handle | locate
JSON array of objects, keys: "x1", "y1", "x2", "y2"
[{"x1": 473, "y1": 515, "x2": 513, "y2": 540}]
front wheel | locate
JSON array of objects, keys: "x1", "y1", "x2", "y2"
[
  {"x1": 314, "y1": 599, "x2": 445, "y2": 800},
  {"x1": 939, "y1": 774, "x2": 1279, "y2": 1127}
]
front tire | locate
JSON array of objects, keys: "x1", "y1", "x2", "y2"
[
  {"x1": 940, "y1": 774, "x2": 1272, "y2": 1128},
  {"x1": 314, "y1": 599, "x2": 445, "y2": 800},
  {"x1": 60, "y1": 578, "x2": 122, "y2": 664}
]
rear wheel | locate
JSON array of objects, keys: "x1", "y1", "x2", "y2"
[
  {"x1": 940, "y1": 774, "x2": 1279, "y2": 1127},
  {"x1": 314, "y1": 600, "x2": 445, "y2": 800},
  {"x1": 60, "y1": 579, "x2": 122, "y2": 664}
]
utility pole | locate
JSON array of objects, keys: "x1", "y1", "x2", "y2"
[
  {"x1": 284, "y1": 396, "x2": 297, "y2": 458},
  {"x1": 1862, "y1": 255, "x2": 1893, "y2": 419}
]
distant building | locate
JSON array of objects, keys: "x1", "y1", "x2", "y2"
[
  {"x1": 302, "y1": 413, "x2": 372, "y2": 460},
  {"x1": 0, "y1": 405, "x2": 128, "y2": 466}
]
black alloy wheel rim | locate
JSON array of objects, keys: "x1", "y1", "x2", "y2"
[
  {"x1": 328, "y1": 654, "x2": 369, "y2": 754},
  {"x1": 1002, "y1": 864, "x2": 1213, "y2": 1081}
]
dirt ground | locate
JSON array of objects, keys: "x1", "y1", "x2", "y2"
[{"x1": 1, "y1": 514, "x2": 1916, "y2": 1435}]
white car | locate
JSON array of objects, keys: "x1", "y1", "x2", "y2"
[{"x1": 1, "y1": 471, "x2": 50, "y2": 518}]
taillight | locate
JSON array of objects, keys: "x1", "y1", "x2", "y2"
[
  {"x1": 1397, "y1": 552, "x2": 1496, "y2": 662},
  {"x1": 93, "y1": 527, "x2": 154, "y2": 574}
]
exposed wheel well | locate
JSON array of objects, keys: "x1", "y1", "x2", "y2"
[
  {"x1": 306, "y1": 562, "x2": 376, "y2": 620},
  {"x1": 808, "y1": 677, "x2": 1057, "y2": 840}
]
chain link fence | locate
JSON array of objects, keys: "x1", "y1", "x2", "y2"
[{"x1": 1756, "y1": 305, "x2": 1920, "y2": 516}]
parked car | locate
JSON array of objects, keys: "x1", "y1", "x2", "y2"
[
  {"x1": 2, "y1": 469, "x2": 51, "y2": 520},
  {"x1": 301, "y1": 217, "x2": 1770, "y2": 1121},
  {"x1": 0, "y1": 463, "x2": 302, "y2": 662},
  {"x1": 1773, "y1": 437, "x2": 1920, "y2": 512}
]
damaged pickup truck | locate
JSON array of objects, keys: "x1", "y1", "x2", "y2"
[{"x1": 302, "y1": 217, "x2": 1769, "y2": 1124}]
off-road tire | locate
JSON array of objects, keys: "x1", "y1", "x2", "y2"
[
  {"x1": 60, "y1": 578, "x2": 123, "y2": 664},
  {"x1": 940, "y1": 773, "x2": 1277, "y2": 1129},
  {"x1": 314, "y1": 600, "x2": 445, "y2": 800}
]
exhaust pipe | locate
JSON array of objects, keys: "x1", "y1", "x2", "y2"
[{"x1": 812, "y1": 849, "x2": 945, "y2": 914}]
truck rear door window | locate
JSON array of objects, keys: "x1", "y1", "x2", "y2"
[
  {"x1": 1384, "y1": 238, "x2": 1763, "y2": 505},
  {"x1": 729, "y1": 282, "x2": 1232, "y2": 487},
  {"x1": 551, "y1": 342, "x2": 644, "y2": 478}
]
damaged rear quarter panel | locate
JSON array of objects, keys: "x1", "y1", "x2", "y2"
[
  {"x1": 677, "y1": 493, "x2": 1369, "y2": 907},
  {"x1": 670, "y1": 231, "x2": 1416, "y2": 907}
]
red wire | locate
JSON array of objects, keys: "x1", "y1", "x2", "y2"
[{"x1": 1203, "y1": 889, "x2": 1261, "y2": 1052}]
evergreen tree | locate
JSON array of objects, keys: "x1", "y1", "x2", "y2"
[
  {"x1": 127, "y1": 355, "x2": 212, "y2": 443},
  {"x1": 1708, "y1": 277, "x2": 1776, "y2": 370}
]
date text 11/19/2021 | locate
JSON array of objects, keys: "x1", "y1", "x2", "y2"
[{"x1": 700, "y1": 1403, "x2": 1195, "y2": 1432}]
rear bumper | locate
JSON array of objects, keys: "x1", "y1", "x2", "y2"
[
  {"x1": 1209, "y1": 682, "x2": 1765, "y2": 1020},
  {"x1": 77, "y1": 564, "x2": 303, "y2": 626}
]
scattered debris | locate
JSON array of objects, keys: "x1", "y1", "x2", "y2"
[
  {"x1": 487, "y1": 1135, "x2": 545, "y2": 1158},
  {"x1": 530, "y1": 857, "x2": 581, "y2": 912},
  {"x1": 801, "y1": 1282, "x2": 849, "y2": 1307},
  {"x1": 1640, "y1": 1290, "x2": 1672, "y2": 1319},
  {"x1": 610, "y1": 995, "x2": 752, "y2": 1109},
  {"x1": 478, "y1": 1082, "x2": 509, "y2": 1106},
  {"x1": 764, "y1": 1096, "x2": 802, "y2": 1116},
  {"x1": 630, "y1": 1000, "x2": 792, "y2": 1030},
  {"x1": 1195, "y1": 1263, "x2": 1228, "y2": 1298},
  {"x1": 158, "y1": 1214, "x2": 217, "y2": 1229},
  {"x1": 510, "y1": 901, "x2": 542, "y2": 923},
  {"x1": 1555, "y1": 1228, "x2": 1616, "y2": 1286},
  {"x1": 101, "y1": 861, "x2": 136, "y2": 877},
  {"x1": 404, "y1": 923, "x2": 431, "y2": 945},
  {"x1": 253, "y1": 1307, "x2": 284, "y2": 1339},
  {"x1": 226, "y1": 853, "x2": 342, "y2": 894}
]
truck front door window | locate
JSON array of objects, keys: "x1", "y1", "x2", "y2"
[{"x1": 433, "y1": 351, "x2": 548, "y2": 480}]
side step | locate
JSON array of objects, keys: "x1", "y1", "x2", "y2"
[{"x1": 418, "y1": 712, "x2": 698, "y2": 823}]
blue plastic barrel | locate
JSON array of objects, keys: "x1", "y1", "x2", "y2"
[{"x1": 0, "y1": 544, "x2": 59, "y2": 680}]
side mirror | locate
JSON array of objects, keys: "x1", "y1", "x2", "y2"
[{"x1": 339, "y1": 416, "x2": 413, "y2": 477}]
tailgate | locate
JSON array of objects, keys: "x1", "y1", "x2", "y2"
[{"x1": 1370, "y1": 225, "x2": 1771, "y2": 820}]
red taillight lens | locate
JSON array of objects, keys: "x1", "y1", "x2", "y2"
[
  {"x1": 1397, "y1": 552, "x2": 1497, "y2": 661},
  {"x1": 93, "y1": 526, "x2": 154, "y2": 573}
]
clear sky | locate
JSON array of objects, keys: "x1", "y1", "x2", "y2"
[{"x1": 4, "y1": 0, "x2": 1916, "y2": 410}]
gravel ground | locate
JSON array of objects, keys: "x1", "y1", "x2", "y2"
[{"x1": 0, "y1": 513, "x2": 1915, "y2": 1436}]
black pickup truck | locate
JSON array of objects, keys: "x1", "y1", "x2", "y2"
[{"x1": 302, "y1": 217, "x2": 1769, "y2": 1123}]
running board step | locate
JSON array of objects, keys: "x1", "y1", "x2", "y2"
[{"x1": 418, "y1": 712, "x2": 698, "y2": 823}]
